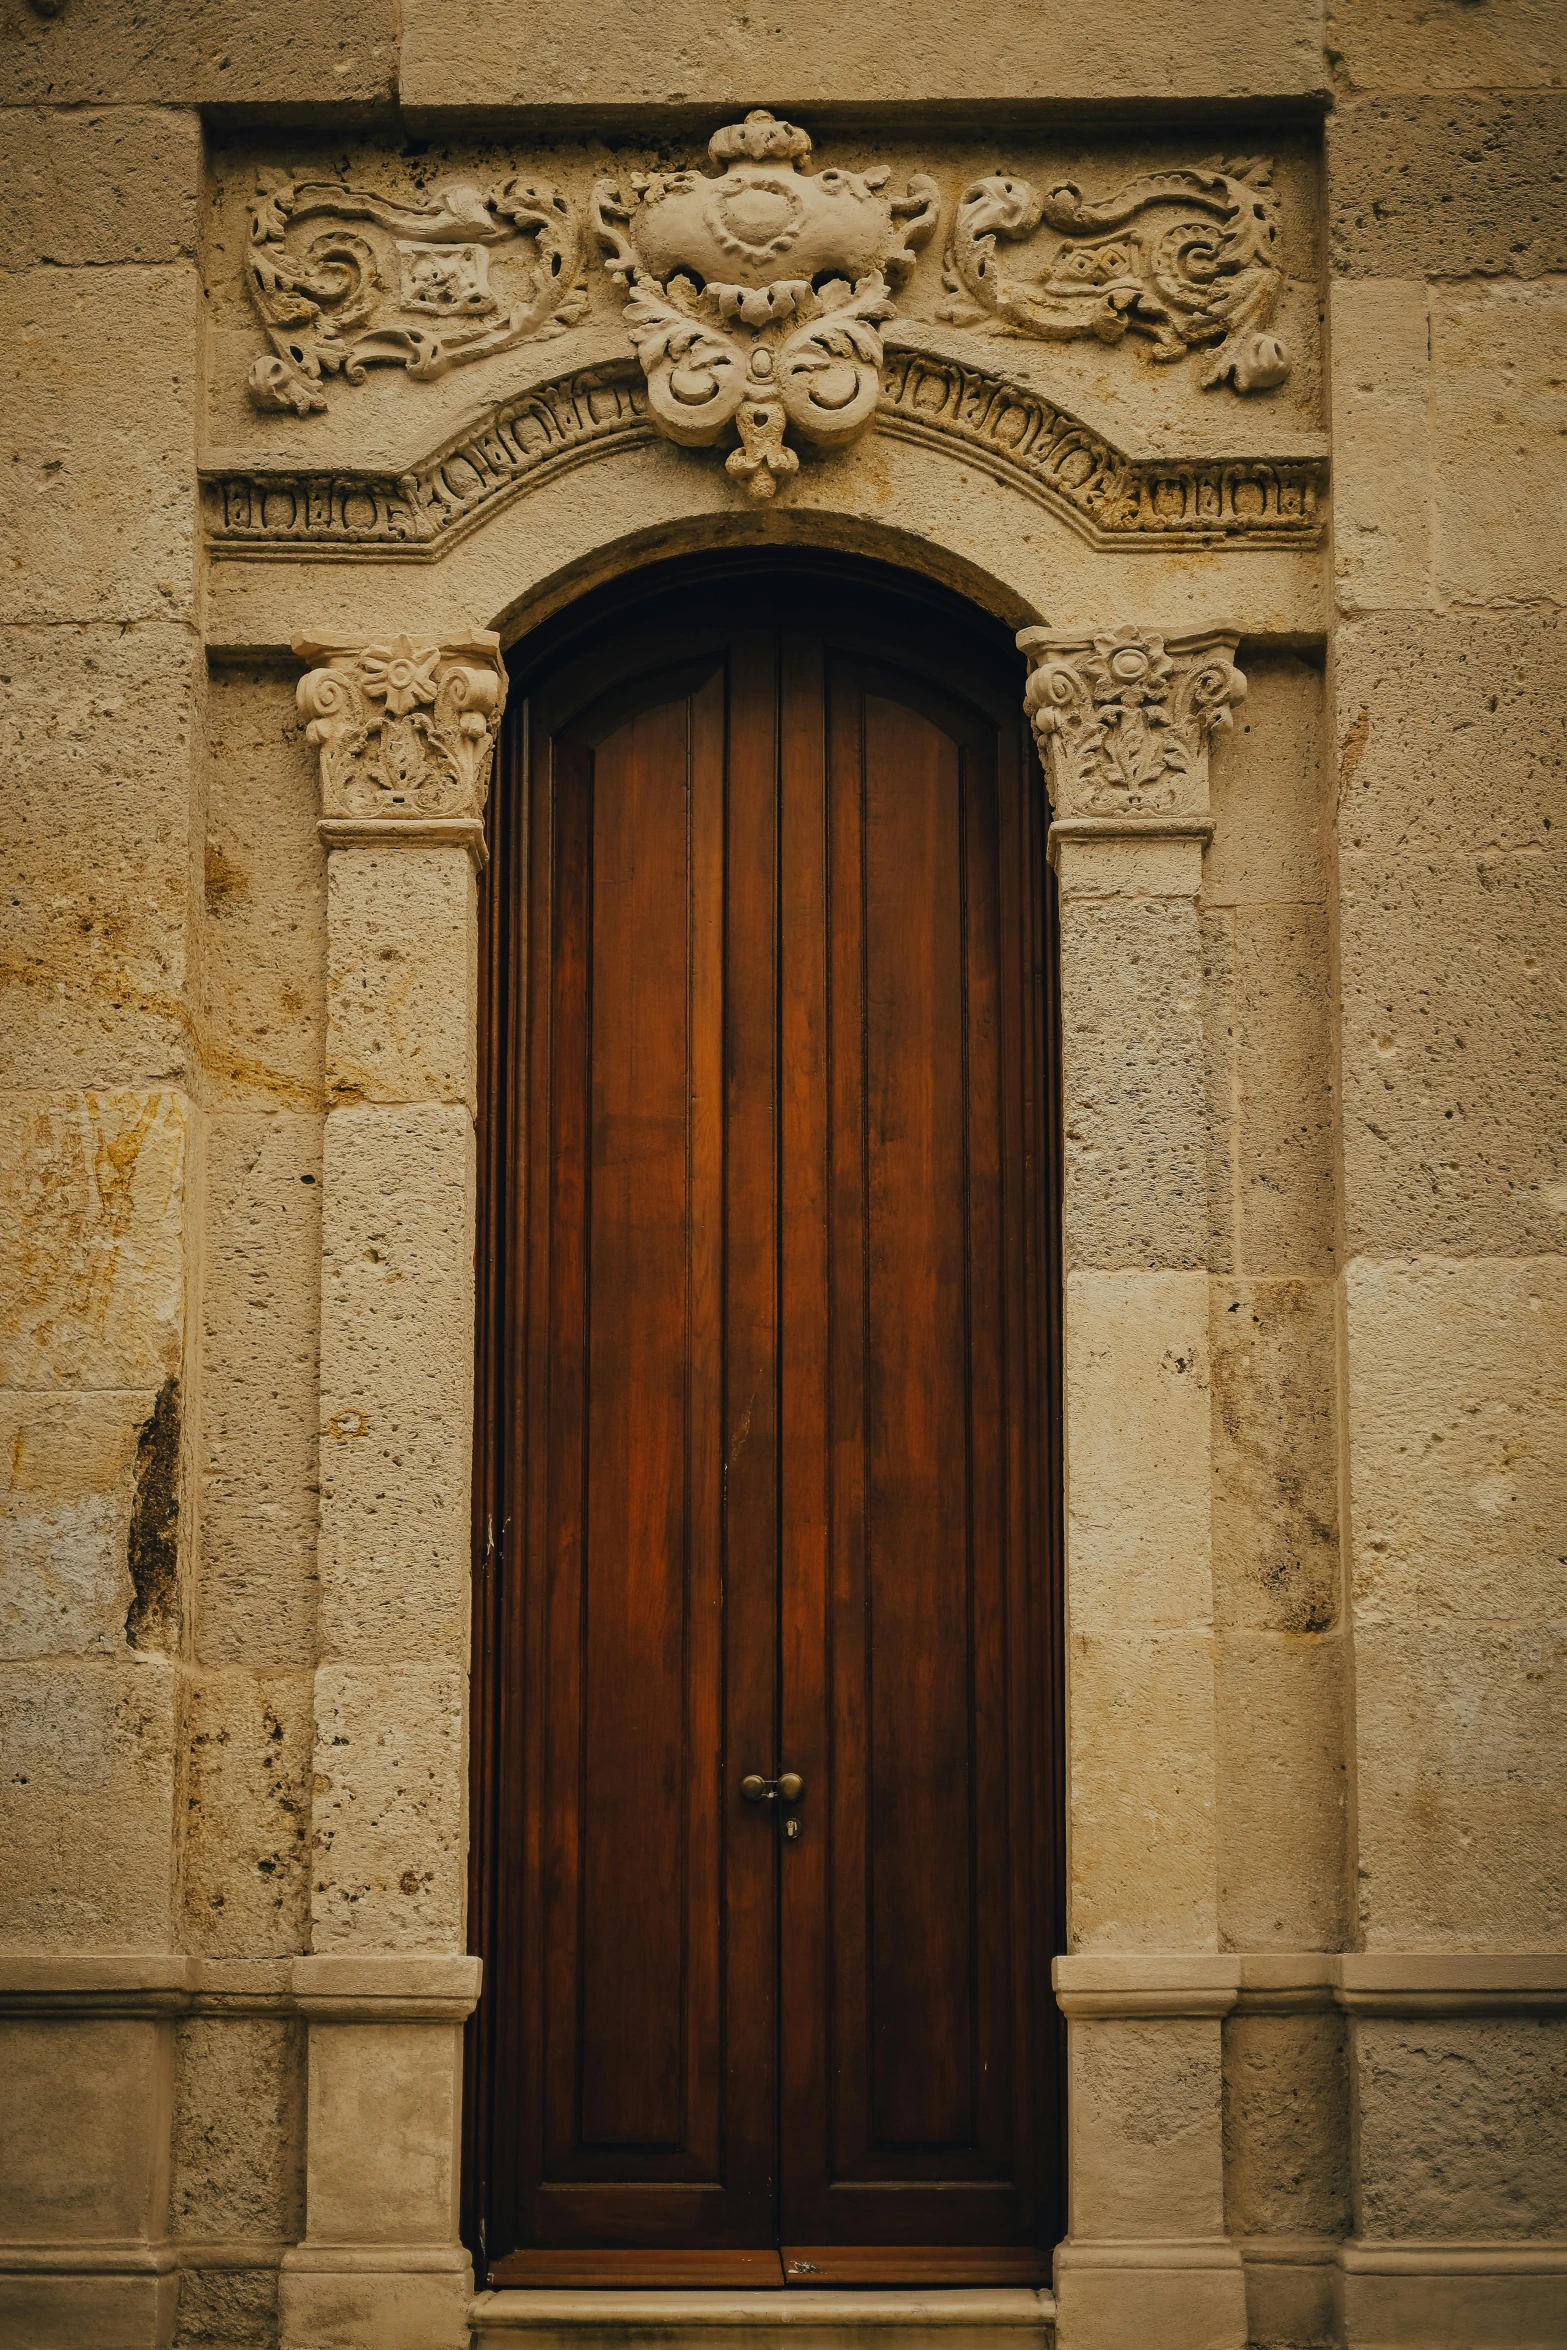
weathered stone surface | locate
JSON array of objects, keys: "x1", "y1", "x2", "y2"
[
  {"x1": 1071, "y1": 2017, "x2": 1226, "y2": 2239},
  {"x1": 1211, "y1": 1278, "x2": 1339, "y2": 1634},
  {"x1": 173, "y1": 2264, "x2": 278, "y2": 2348},
  {"x1": 0, "y1": 1091, "x2": 187, "y2": 1392},
  {"x1": 0, "y1": 106, "x2": 200, "y2": 267},
  {"x1": 0, "y1": 1389, "x2": 153, "y2": 1659},
  {"x1": 0, "y1": 2013, "x2": 170, "y2": 2237},
  {"x1": 0, "y1": 264, "x2": 198, "y2": 625},
  {"x1": 327, "y1": 847, "x2": 476, "y2": 1110},
  {"x1": 1326, "y1": 0, "x2": 1567, "y2": 93},
  {"x1": 1206, "y1": 652, "x2": 1325, "y2": 911},
  {"x1": 305, "y1": 2018, "x2": 462, "y2": 2242},
  {"x1": 1430, "y1": 278, "x2": 1567, "y2": 606},
  {"x1": 200, "y1": 1112, "x2": 321, "y2": 1668},
  {"x1": 171, "y1": 2015, "x2": 303, "y2": 2239},
  {"x1": 1232, "y1": 906, "x2": 1336, "y2": 1275},
  {"x1": 1, "y1": 624, "x2": 201, "y2": 1091},
  {"x1": 1329, "y1": 92, "x2": 1567, "y2": 280},
  {"x1": 310, "y1": 1663, "x2": 467, "y2": 1950},
  {"x1": 1216, "y1": 1629, "x2": 1347, "y2": 1949},
  {"x1": 1353, "y1": 2017, "x2": 1567, "y2": 2238},
  {"x1": 0, "y1": 0, "x2": 396, "y2": 105},
  {"x1": 1224, "y1": 2011, "x2": 1349, "y2": 2237},
  {"x1": 183, "y1": 1668, "x2": 313, "y2": 1956},
  {"x1": 1330, "y1": 278, "x2": 1433, "y2": 616},
  {"x1": 1069, "y1": 1629, "x2": 1218, "y2": 1951},
  {"x1": 1335, "y1": 611, "x2": 1567, "y2": 1259}
]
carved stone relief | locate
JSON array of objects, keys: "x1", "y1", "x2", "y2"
[
  {"x1": 591, "y1": 110, "x2": 939, "y2": 498},
  {"x1": 294, "y1": 632, "x2": 507, "y2": 824},
  {"x1": 246, "y1": 171, "x2": 586, "y2": 415},
  {"x1": 1017, "y1": 624, "x2": 1246, "y2": 817},
  {"x1": 941, "y1": 157, "x2": 1289, "y2": 393}
]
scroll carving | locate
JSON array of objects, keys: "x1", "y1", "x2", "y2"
[
  {"x1": 1017, "y1": 625, "x2": 1246, "y2": 818},
  {"x1": 247, "y1": 170, "x2": 586, "y2": 415},
  {"x1": 294, "y1": 632, "x2": 507, "y2": 825},
  {"x1": 942, "y1": 158, "x2": 1289, "y2": 394},
  {"x1": 592, "y1": 110, "x2": 939, "y2": 498}
]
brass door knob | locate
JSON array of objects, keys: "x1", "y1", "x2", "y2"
[
  {"x1": 740, "y1": 1771, "x2": 805, "y2": 1803},
  {"x1": 776, "y1": 1772, "x2": 804, "y2": 1803}
]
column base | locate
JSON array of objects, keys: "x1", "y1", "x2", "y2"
[
  {"x1": 1052, "y1": 2241, "x2": 1246, "y2": 2350},
  {"x1": 279, "y1": 2245, "x2": 474, "y2": 2350},
  {"x1": 0, "y1": 2247, "x2": 178, "y2": 2350},
  {"x1": 1339, "y1": 2240, "x2": 1567, "y2": 2349}
]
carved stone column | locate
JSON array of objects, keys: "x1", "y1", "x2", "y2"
[
  {"x1": 279, "y1": 631, "x2": 505, "y2": 2350},
  {"x1": 1018, "y1": 624, "x2": 1249, "y2": 2350}
]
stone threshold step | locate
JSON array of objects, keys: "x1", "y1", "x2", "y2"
[{"x1": 472, "y1": 2287, "x2": 1056, "y2": 2350}]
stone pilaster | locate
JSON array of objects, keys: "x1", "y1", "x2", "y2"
[
  {"x1": 1018, "y1": 624, "x2": 1249, "y2": 2350},
  {"x1": 279, "y1": 630, "x2": 504, "y2": 2350}
]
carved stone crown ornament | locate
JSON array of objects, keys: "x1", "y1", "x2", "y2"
[
  {"x1": 1016, "y1": 625, "x2": 1246, "y2": 820},
  {"x1": 293, "y1": 632, "x2": 508, "y2": 848},
  {"x1": 591, "y1": 110, "x2": 940, "y2": 499},
  {"x1": 247, "y1": 171, "x2": 586, "y2": 415},
  {"x1": 942, "y1": 158, "x2": 1289, "y2": 394}
]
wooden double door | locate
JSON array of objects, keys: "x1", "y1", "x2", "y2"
[{"x1": 469, "y1": 562, "x2": 1062, "y2": 2289}]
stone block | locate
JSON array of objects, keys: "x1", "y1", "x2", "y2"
[
  {"x1": 1431, "y1": 278, "x2": 1567, "y2": 606},
  {"x1": 0, "y1": 264, "x2": 198, "y2": 625},
  {"x1": 327, "y1": 846, "x2": 476, "y2": 1109},
  {"x1": 0, "y1": 1091, "x2": 188, "y2": 1391},
  {"x1": 0, "y1": 2270, "x2": 179, "y2": 2350},
  {"x1": 199, "y1": 1111, "x2": 322, "y2": 1668},
  {"x1": 1066, "y1": 1271, "x2": 1212, "y2": 1632},
  {"x1": 310, "y1": 1662, "x2": 467, "y2": 1950},
  {"x1": 1335, "y1": 611, "x2": 1567, "y2": 1259},
  {"x1": 1206, "y1": 651, "x2": 1326, "y2": 910},
  {"x1": 1329, "y1": 92, "x2": 1567, "y2": 280},
  {"x1": 0, "y1": 106, "x2": 200, "y2": 266},
  {"x1": 170, "y1": 2014, "x2": 303, "y2": 2239},
  {"x1": 1052, "y1": 2257, "x2": 1246, "y2": 2350},
  {"x1": 182, "y1": 1668, "x2": 313, "y2": 1956},
  {"x1": 1326, "y1": 0, "x2": 1567, "y2": 93},
  {"x1": 1070, "y1": 2015, "x2": 1226, "y2": 2239},
  {"x1": 1216, "y1": 1630, "x2": 1348, "y2": 1950},
  {"x1": 1224, "y1": 2010, "x2": 1350, "y2": 2237},
  {"x1": 305, "y1": 2018, "x2": 462, "y2": 2243},
  {"x1": 279, "y1": 2259, "x2": 471, "y2": 2350},
  {"x1": 204, "y1": 663, "x2": 327, "y2": 1112},
  {"x1": 1328, "y1": 278, "x2": 1432, "y2": 617},
  {"x1": 0, "y1": 2014, "x2": 172, "y2": 2240},
  {"x1": 0, "y1": 0, "x2": 397, "y2": 105},
  {"x1": 1, "y1": 623, "x2": 201, "y2": 1091},
  {"x1": 1058, "y1": 896, "x2": 1207, "y2": 1272},
  {"x1": 1202, "y1": 911, "x2": 1237, "y2": 1277},
  {"x1": 318, "y1": 1105, "x2": 473, "y2": 1665},
  {"x1": 1069, "y1": 1628, "x2": 1218, "y2": 1950},
  {"x1": 0, "y1": 1656, "x2": 179, "y2": 1949},
  {"x1": 1211, "y1": 1278, "x2": 1339, "y2": 1635},
  {"x1": 174, "y1": 2264, "x2": 278, "y2": 2348},
  {"x1": 1232, "y1": 906, "x2": 1335, "y2": 1275},
  {"x1": 400, "y1": 0, "x2": 1327, "y2": 108},
  {"x1": 1353, "y1": 2015, "x2": 1567, "y2": 2238},
  {"x1": 0, "y1": 1389, "x2": 155, "y2": 1660}
]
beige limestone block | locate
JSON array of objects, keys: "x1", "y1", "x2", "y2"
[
  {"x1": 1353, "y1": 2015, "x2": 1567, "y2": 2239},
  {"x1": 1202, "y1": 910, "x2": 1238, "y2": 1279},
  {"x1": 1066, "y1": 1270, "x2": 1212, "y2": 1631},
  {"x1": 0, "y1": 263, "x2": 198, "y2": 625},
  {"x1": 1224, "y1": 2010, "x2": 1349, "y2": 2238},
  {"x1": 1070, "y1": 2016, "x2": 1226, "y2": 2239},
  {"x1": 172, "y1": 2267, "x2": 278, "y2": 2347},
  {"x1": 1335, "y1": 611, "x2": 1566, "y2": 1259},
  {"x1": 1216, "y1": 1629, "x2": 1348, "y2": 1950},
  {"x1": 1346, "y1": 1252, "x2": 1567, "y2": 1626},
  {"x1": 0, "y1": 1655, "x2": 177, "y2": 1950},
  {"x1": 0, "y1": 1389, "x2": 155, "y2": 1659},
  {"x1": 310, "y1": 1662, "x2": 467, "y2": 1951},
  {"x1": 1, "y1": 623, "x2": 201, "y2": 1090},
  {"x1": 0, "y1": 106, "x2": 200, "y2": 266},
  {"x1": 1069, "y1": 1629, "x2": 1218, "y2": 1951},
  {"x1": 1328, "y1": 278, "x2": 1433, "y2": 617},
  {"x1": 1329, "y1": 92, "x2": 1567, "y2": 280},
  {"x1": 199, "y1": 1112, "x2": 322, "y2": 1668},
  {"x1": 1353, "y1": 1619, "x2": 1567, "y2": 1950},
  {"x1": 0, "y1": 2013, "x2": 172, "y2": 2240},
  {"x1": 1211, "y1": 1278, "x2": 1339, "y2": 1635},
  {"x1": 318, "y1": 1104, "x2": 473, "y2": 1664},
  {"x1": 304, "y1": 2018, "x2": 462, "y2": 2243},
  {"x1": 182, "y1": 1667, "x2": 313, "y2": 1956},
  {"x1": 170, "y1": 2014, "x2": 303, "y2": 2240},
  {"x1": 400, "y1": 0, "x2": 1325, "y2": 106},
  {"x1": 1232, "y1": 907, "x2": 1336, "y2": 1276},
  {"x1": 327, "y1": 847, "x2": 476, "y2": 1110},
  {"x1": 203, "y1": 665, "x2": 327, "y2": 1112},
  {"x1": 0, "y1": 1091, "x2": 187, "y2": 1391},
  {"x1": 0, "y1": 0, "x2": 396, "y2": 103},
  {"x1": 1205, "y1": 652, "x2": 1326, "y2": 911},
  {"x1": 1431, "y1": 279, "x2": 1567, "y2": 606},
  {"x1": 1058, "y1": 898, "x2": 1208, "y2": 1273},
  {"x1": 1326, "y1": 0, "x2": 1567, "y2": 92}
]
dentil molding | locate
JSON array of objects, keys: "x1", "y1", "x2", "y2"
[
  {"x1": 1017, "y1": 623, "x2": 1246, "y2": 818},
  {"x1": 293, "y1": 630, "x2": 508, "y2": 849}
]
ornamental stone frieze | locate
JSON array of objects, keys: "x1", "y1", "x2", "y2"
[
  {"x1": 591, "y1": 110, "x2": 939, "y2": 498},
  {"x1": 294, "y1": 631, "x2": 507, "y2": 845},
  {"x1": 1016, "y1": 623, "x2": 1246, "y2": 819}
]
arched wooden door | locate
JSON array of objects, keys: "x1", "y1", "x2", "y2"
[{"x1": 468, "y1": 558, "x2": 1063, "y2": 2289}]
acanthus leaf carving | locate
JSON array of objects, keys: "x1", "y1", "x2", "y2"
[
  {"x1": 294, "y1": 631, "x2": 507, "y2": 825},
  {"x1": 941, "y1": 157, "x2": 1289, "y2": 394},
  {"x1": 592, "y1": 110, "x2": 939, "y2": 499},
  {"x1": 247, "y1": 169, "x2": 587, "y2": 416},
  {"x1": 1017, "y1": 624, "x2": 1246, "y2": 818}
]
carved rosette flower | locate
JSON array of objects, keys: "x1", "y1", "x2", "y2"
[
  {"x1": 294, "y1": 631, "x2": 508, "y2": 824},
  {"x1": 1017, "y1": 624, "x2": 1245, "y2": 818}
]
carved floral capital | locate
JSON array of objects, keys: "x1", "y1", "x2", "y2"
[
  {"x1": 293, "y1": 630, "x2": 507, "y2": 835},
  {"x1": 1016, "y1": 624, "x2": 1245, "y2": 819}
]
